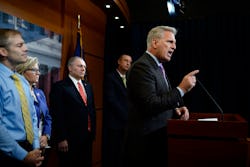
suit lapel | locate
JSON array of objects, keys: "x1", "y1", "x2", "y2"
[
  {"x1": 114, "y1": 71, "x2": 127, "y2": 95},
  {"x1": 145, "y1": 53, "x2": 171, "y2": 91},
  {"x1": 65, "y1": 77, "x2": 86, "y2": 105}
]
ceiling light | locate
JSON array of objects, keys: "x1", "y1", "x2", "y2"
[
  {"x1": 167, "y1": 1, "x2": 175, "y2": 16},
  {"x1": 105, "y1": 4, "x2": 111, "y2": 8}
]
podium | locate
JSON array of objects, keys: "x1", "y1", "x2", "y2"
[{"x1": 167, "y1": 113, "x2": 248, "y2": 167}]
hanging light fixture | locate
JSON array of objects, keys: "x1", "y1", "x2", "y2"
[
  {"x1": 167, "y1": 0, "x2": 176, "y2": 16},
  {"x1": 167, "y1": 0, "x2": 185, "y2": 16}
]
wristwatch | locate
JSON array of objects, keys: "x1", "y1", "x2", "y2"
[{"x1": 45, "y1": 134, "x2": 50, "y2": 140}]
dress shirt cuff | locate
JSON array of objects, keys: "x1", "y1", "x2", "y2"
[{"x1": 177, "y1": 87, "x2": 184, "y2": 97}]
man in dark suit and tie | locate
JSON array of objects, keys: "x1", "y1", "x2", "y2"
[
  {"x1": 125, "y1": 25, "x2": 199, "y2": 167},
  {"x1": 49, "y1": 56, "x2": 96, "y2": 167},
  {"x1": 102, "y1": 54, "x2": 132, "y2": 167}
]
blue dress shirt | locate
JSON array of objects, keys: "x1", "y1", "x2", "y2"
[{"x1": 0, "y1": 63, "x2": 39, "y2": 161}]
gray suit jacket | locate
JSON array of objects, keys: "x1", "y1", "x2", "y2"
[{"x1": 126, "y1": 52, "x2": 184, "y2": 136}]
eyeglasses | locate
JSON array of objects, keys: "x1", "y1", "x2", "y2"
[{"x1": 26, "y1": 68, "x2": 40, "y2": 73}]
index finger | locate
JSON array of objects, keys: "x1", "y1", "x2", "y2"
[{"x1": 187, "y1": 69, "x2": 199, "y2": 76}]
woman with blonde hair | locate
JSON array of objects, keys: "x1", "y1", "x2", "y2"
[{"x1": 16, "y1": 56, "x2": 52, "y2": 167}]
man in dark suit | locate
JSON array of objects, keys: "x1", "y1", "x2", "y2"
[
  {"x1": 125, "y1": 25, "x2": 199, "y2": 167},
  {"x1": 102, "y1": 54, "x2": 132, "y2": 167},
  {"x1": 49, "y1": 56, "x2": 96, "y2": 167}
]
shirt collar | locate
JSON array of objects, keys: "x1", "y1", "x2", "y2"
[
  {"x1": 69, "y1": 74, "x2": 82, "y2": 85},
  {"x1": 0, "y1": 63, "x2": 19, "y2": 78},
  {"x1": 146, "y1": 51, "x2": 162, "y2": 67},
  {"x1": 116, "y1": 69, "x2": 126, "y2": 78}
]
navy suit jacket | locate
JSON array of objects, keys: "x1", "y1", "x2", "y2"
[
  {"x1": 33, "y1": 88, "x2": 52, "y2": 137},
  {"x1": 103, "y1": 70, "x2": 128, "y2": 130},
  {"x1": 50, "y1": 76, "x2": 96, "y2": 147}
]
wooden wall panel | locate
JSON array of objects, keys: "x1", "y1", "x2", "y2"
[
  {"x1": 85, "y1": 55, "x2": 104, "y2": 109},
  {"x1": 82, "y1": 25, "x2": 105, "y2": 59},
  {"x1": 0, "y1": 0, "x2": 62, "y2": 33},
  {"x1": 84, "y1": 55, "x2": 103, "y2": 167},
  {"x1": 60, "y1": 0, "x2": 107, "y2": 37}
]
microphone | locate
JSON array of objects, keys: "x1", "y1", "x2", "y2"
[{"x1": 196, "y1": 79, "x2": 224, "y2": 121}]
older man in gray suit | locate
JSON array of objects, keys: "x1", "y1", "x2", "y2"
[{"x1": 125, "y1": 25, "x2": 199, "y2": 167}]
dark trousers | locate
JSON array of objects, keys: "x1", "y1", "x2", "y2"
[
  {"x1": 57, "y1": 135, "x2": 93, "y2": 167},
  {"x1": 40, "y1": 147, "x2": 51, "y2": 167},
  {"x1": 144, "y1": 127, "x2": 168, "y2": 167},
  {"x1": 0, "y1": 141, "x2": 33, "y2": 167},
  {"x1": 102, "y1": 128, "x2": 126, "y2": 167},
  {"x1": 124, "y1": 127, "x2": 168, "y2": 167}
]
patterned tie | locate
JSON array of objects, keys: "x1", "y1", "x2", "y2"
[
  {"x1": 77, "y1": 81, "x2": 91, "y2": 131},
  {"x1": 11, "y1": 74, "x2": 34, "y2": 144},
  {"x1": 159, "y1": 63, "x2": 170, "y2": 89}
]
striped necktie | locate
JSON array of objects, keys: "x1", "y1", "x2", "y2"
[{"x1": 11, "y1": 74, "x2": 34, "y2": 144}]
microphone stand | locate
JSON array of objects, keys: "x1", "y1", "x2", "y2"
[{"x1": 197, "y1": 79, "x2": 224, "y2": 121}]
